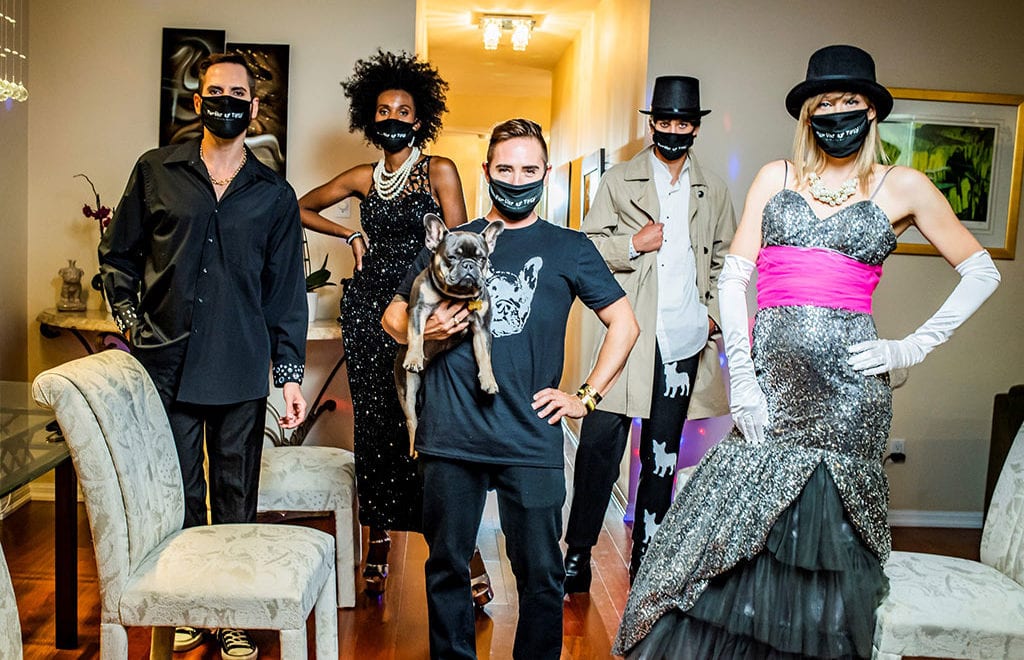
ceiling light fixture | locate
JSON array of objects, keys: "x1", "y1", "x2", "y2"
[{"x1": 478, "y1": 14, "x2": 536, "y2": 52}]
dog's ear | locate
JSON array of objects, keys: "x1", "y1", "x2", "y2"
[
  {"x1": 481, "y1": 220, "x2": 504, "y2": 255},
  {"x1": 423, "y1": 213, "x2": 448, "y2": 250}
]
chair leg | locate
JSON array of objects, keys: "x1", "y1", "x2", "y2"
[
  {"x1": 99, "y1": 622, "x2": 129, "y2": 660},
  {"x1": 149, "y1": 626, "x2": 174, "y2": 659},
  {"x1": 334, "y1": 506, "x2": 356, "y2": 607},
  {"x1": 279, "y1": 628, "x2": 307, "y2": 660},
  {"x1": 314, "y1": 568, "x2": 339, "y2": 660}
]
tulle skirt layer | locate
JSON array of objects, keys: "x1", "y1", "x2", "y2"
[{"x1": 628, "y1": 464, "x2": 888, "y2": 659}]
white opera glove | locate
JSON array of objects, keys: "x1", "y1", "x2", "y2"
[
  {"x1": 718, "y1": 254, "x2": 767, "y2": 443},
  {"x1": 848, "y1": 250, "x2": 1000, "y2": 376}
]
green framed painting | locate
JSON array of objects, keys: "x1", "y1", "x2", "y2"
[{"x1": 880, "y1": 88, "x2": 1023, "y2": 259}]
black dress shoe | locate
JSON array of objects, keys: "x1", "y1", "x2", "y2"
[{"x1": 563, "y1": 548, "x2": 593, "y2": 593}]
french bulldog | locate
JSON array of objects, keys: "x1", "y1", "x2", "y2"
[{"x1": 395, "y1": 213, "x2": 504, "y2": 456}]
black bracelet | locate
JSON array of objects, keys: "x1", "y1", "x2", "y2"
[{"x1": 345, "y1": 231, "x2": 363, "y2": 245}]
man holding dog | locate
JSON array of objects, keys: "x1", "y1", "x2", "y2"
[
  {"x1": 383, "y1": 118, "x2": 638, "y2": 659},
  {"x1": 563, "y1": 76, "x2": 736, "y2": 587}
]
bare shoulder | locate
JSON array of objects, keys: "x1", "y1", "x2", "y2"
[
  {"x1": 750, "y1": 159, "x2": 790, "y2": 195},
  {"x1": 427, "y1": 155, "x2": 458, "y2": 172},
  {"x1": 879, "y1": 164, "x2": 930, "y2": 188}
]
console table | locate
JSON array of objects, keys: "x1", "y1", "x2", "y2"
[{"x1": 36, "y1": 309, "x2": 346, "y2": 444}]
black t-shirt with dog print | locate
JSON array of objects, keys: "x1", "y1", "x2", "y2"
[{"x1": 396, "y1": 217, "x2": 625, "y2": 467}]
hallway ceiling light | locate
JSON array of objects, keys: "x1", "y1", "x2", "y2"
[{"x1": 478, "y1": 14, "x2": 536, "y2": 52}]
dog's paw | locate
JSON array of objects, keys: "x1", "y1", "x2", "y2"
[
  {"x1": 403, "y1": 356, "x2": 425, "y2": 372},
  {"x1": 479, "y1": 376, "x2": 499, "y2": 395}
]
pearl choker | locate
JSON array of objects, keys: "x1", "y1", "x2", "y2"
[
  {"x1": 372, "y1": 147, "x2": 421, "y2": 200},
  {"x1": 807, "y1": 172, "x2": 858, "y2": 207}
]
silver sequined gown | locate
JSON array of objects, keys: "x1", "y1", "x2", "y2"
[
  {"x1": 341, "y1": 156, "x2": 439, "y2": 532},
  {"x1": 615, "y1": 189, "x2": 898, "y2": 659}
]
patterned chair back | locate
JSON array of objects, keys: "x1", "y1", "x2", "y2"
[
  {"x1": 980, "y1": 423, "x2": 1024, "y2": 586},
  {"x1": 32, "y1": 350, "x2": 185, "y2": 622},
  {"x1": 0, "y1": 542, "x2": 22, "y2": 659}
]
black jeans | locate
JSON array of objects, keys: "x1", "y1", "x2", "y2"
[
  {"x1": 159, "y1": 393, "x2": 267, "y2": 528},
  {"x1": 421, "y1": 457, "x2": 565, "y2": 660},
  {"x1": 565, "y1": 344, "x2": 699, "y2": 573}
]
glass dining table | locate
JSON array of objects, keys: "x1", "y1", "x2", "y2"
[{"x1": 0, "y1": 380, "x2": 79, "y2": 648}]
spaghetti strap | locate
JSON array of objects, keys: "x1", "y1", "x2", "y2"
[
  {"x1": 782, "y1": 161, "x2": 789, "y2": 191},
  {"x1": 869, "y1": 166, "x2": 896, "y2": 200}
]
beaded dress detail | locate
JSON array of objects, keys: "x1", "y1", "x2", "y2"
[
  {"x1": 615, "y1": 187, "x2": 898, "y2": 659},
  {"x1": 341, "y1": 155, "x2": 438, "y2": 531}
]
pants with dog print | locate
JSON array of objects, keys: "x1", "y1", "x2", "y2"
[{"x1": 565, "y1": 343, "x2": 700, "y2": 577}]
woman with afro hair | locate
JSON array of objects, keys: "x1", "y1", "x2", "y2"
[{"x1": 299, "y1": 50, "x2": 479, "y2": 597}]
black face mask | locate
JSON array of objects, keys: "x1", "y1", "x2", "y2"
[
  {"x1": 372, "y1": 118, "x2": 417, "y2": 153},
  {"x1": 200, "y1": 95, "x2": 252, "y2": 139},
  {"x1": 810, "y1": 109, "x2": 870, "y2": 158},
  {"x1": 652, "y1": 129, "x2": 695, "y2": 161},
  {"x1": 488, "y1": 177, "x2": 545, "y2": 221}
]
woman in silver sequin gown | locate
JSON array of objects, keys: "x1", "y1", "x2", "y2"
[
  {"x1": 298, "y1": 51, "x2": 467, "y2": 593},
  {"x1": 615, "y1": 45, "x2": 1000, "y2": 659}
]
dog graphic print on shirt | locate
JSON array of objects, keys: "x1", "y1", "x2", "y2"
[{"x1": 487, "y1": 257, "x2": 542, "y2": 337}]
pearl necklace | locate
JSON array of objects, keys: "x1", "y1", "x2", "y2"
[
  {"x1": 372, "y1": 147, "x2": 421, "y2": 200},
  {"x1": 807, "y1": 172, "x2": 857, "y2": 207},
  {"x1": 201, "y1": 145, "x2": 247, "y2": 187}
]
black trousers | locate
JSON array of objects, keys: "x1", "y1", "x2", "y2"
[
  {"x1": 565, "y1": 344, "x2": 699, "y2": 573},
  {"x1": 422, "y1": 457, "x2": 565, "y2": 660},
  {"x1": 158, "y1": 391, "x2": 267, "y2": 529}
]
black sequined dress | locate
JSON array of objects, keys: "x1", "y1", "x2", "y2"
[
  {"x1": 615, "y1": 189, "x2": 898, "y2": 659},
  {"x1": 341, "y1": 155, "x2": 438, "y2": 532}
]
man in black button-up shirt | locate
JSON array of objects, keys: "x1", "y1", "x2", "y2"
[{"x1": 99, "y1": 54, "x2": 307, "y2": 539}]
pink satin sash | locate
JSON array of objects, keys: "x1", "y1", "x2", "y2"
[{"x1": 756, "y1": 245, "x2": 881, "y2": 314}]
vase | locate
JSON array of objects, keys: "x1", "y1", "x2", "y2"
[{"x1": 307, "y1": 292, "x2": 318, "y2": 325}]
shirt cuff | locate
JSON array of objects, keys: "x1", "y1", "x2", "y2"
[
  {"x1": 628, "y1": 238, "x2": 641, "y2": 260},
  {"x1": 112, "y1": 305, "x2": 138, "y2": 336},
  {"x1": 273, "y1": 362, "x2": 305, "y2": 387}
]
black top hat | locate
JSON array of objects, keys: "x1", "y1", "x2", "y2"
[
  {"x1": 785, "y1": 45, "x2": 893, "y2": 120},
  {"x1": 640, "y1": 76, "x2": 711, "y2": 119}
]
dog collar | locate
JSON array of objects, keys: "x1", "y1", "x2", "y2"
[{"x1": 467, "y1": 299, "x2": 483, "y2": 312}]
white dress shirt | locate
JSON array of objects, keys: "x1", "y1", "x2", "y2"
[{"x1": 648, "y1": 150, "x2": 708, "y2": 362}]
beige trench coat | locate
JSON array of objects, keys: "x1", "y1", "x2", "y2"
[{"x1": 582, "y1": 146, "x2": 736, "y2": 419}]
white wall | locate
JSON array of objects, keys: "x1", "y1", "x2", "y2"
[
  {"x1": 26, "y1": 0, "x2": 418, "y2": 449},
  {"x1": 648, "y1": 0, "x2": 1024, "y2": 515}
]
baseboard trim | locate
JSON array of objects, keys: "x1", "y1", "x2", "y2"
[
  {"x1": 887, "y1": 509, "x2": 983, "y2": 529},
  {"x1": 26, "y1": 482, "x2": 85, "y2": 503}
]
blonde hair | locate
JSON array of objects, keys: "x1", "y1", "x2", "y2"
[{"x1": 791, "y1": 93, "x2": 888, "y2": 194}]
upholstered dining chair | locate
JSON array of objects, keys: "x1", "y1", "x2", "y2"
[
  {"x1": 872, "y1": 423, "x2": 1024, "y2": 659},
  {"x1": 32, "y1": 350, "x2": 338, "y2": 660},
  {"x1": 257, "y1": 445, "x2": 358, "y2": 607},
  {"x1": 0, "y1": 542, "x2": 23, "y2": 659}
]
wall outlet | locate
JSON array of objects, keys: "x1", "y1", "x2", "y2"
[{"x1": 890, "y1": 438, "x2": 906, "y2": 455}]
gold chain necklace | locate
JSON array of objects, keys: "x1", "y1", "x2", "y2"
[{"x1": 200, "y1": 144, "x2": 247, "y2": 187}]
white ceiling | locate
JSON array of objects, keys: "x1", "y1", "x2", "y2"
[{"x1": 425, "y1": 0, "x2": 605, "y2": 97}]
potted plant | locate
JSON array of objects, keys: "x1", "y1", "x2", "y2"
[{"x1": 305, "y1": 254, "x2": 335, "y2": 324}]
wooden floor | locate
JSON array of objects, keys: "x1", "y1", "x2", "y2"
[{"x1": 2, "y1": 440, "x2": 983, "y2": 659}]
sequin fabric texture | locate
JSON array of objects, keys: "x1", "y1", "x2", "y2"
[
  {"x1": 341, "y1": 156, "x2": 438, "y2": 532},
  {"x1": 614, "y1": 188, "x2": 899, "y2": 654}
]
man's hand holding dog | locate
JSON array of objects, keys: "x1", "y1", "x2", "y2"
[{"x1": 424, "y1": 300, "x2": 471, "y2": 340}]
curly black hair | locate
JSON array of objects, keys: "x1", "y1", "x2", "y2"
[{"x1": 341, "y1": 49, "x2": 449, "y2": 146}]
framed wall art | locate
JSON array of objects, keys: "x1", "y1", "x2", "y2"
[
  {"x1": 159, "y1": 28, "x2": 226, "y2": 147},
  {"x1": 880, "y1": 87, "x2": 1023, "y2": 259},
  {"x1": 581, "y1": 148, "x2": 606, "y2": 220},
  {"x1": 227, "y1": 42, "x2": 290, "y2": 176}
]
